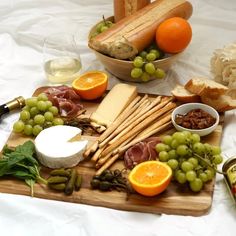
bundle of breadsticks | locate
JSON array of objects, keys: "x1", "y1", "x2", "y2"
[{"x1": 84, "y1": 95, "x2": 176, "y2": 175}]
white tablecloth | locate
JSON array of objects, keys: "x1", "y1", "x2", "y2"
[{"x1": 0, "y1": 1, "x2": 235, "y2": 235}]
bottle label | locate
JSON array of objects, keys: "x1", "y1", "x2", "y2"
[{"x1": 226, "y1": 164, "x2": 236, "y2": 195}]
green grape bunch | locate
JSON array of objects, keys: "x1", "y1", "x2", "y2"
[
  {"x1": 13, "y1": 93, "x2": 64, "y2": 137},
  {"x1": 91, "y1": 16, "x2": 114, "y2": 38},
  {"x1": 155, "y1": 131, "x2": 223, "y2": 192},
  {"x1": 131, "y1": 43, "x2": 166, "y2": 82}
]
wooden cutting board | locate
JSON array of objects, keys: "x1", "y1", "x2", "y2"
[{"x1": 0, "y1": 87, "x2": 224, "y2": 216}]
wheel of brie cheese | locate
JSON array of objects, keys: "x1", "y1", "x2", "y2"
[{"x1": 35, "y1": 125, "x2": 88, "y2": 168}]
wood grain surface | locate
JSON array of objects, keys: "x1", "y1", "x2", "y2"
[{"x1": 0, "y1": 87, "x2": 224, "y2": 216}]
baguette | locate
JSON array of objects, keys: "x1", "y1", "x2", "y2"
[
  {"x1": 114, "y1": 0, "x2": 151, "y2": 23},
  {"x1": 184, "y1": 77, "x2": 228, "y2": 99},
  {"x1": 201, "y1": 94, "x2": 236, "y2": 112},
  {"x1": 171, "y1": 85, "x2": 200, "y2": 103},
  {"x1": 89, "y1": 0, "x2": 193, "y2": 59}
]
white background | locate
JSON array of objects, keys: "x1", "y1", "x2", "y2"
[{"x1": 0, "y1": 0, "x2": 236, "y2": 235}]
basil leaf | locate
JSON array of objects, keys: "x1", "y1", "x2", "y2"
[
  {"x1": 13, "y1": 171, "x2": 35, "y2": 179},
  {"x1": 2, "y1": 145, "x2": 14, "y2": 155},
  {"x1": 15, "y1": 140, "x2": 35, "y2": 157},
  {"x1": 4, "y1": 153, "x2": 26, "y2": 166},
  {"x1": 0, "y1": 165, "x2": 10, "y2": 176}
]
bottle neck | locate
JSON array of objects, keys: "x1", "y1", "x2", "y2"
[
  {"x1": 0, "y1": 96, "x2": 25, "y2": 119},
  {"x1": 6, "y1": 96, "x2": 25, "y2": 111}
]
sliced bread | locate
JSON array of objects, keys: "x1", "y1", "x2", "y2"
[
  {"x1": 201, "y1": 94, "x2": 236, "y2": 112},
  {"x1": 171, "y1": 85, "x2": 200, "y2": 103},
  {"x1": 184, "y1": 77, "x2": 228, "y2": 99}
]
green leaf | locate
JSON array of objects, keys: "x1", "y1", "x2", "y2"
[
  {"x1": 2, "y1": 145, "x2": 14, "y2": 155},
  {"x1": 15, "y1": 140, "x2": 35, "y2": 157},
  {"x1": 4, "y1": 152, "x2": 26, "y2": 167},
  {"x1": 13, "y1": 171, "x2": 35, "y2": 179},
  {"x1": 0, "y1": 164, "x2": 10, "y2": 176},
  {"x1": 24, "y1": 155, "x2": 39, "y2": 166},
  {"x1": 0, "y1": 140, "x2": 45, "y2": 195}
]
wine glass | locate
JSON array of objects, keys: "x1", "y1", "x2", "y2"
[{"x1": 43, "y1": 33, "x2": 82, "y2": 84}]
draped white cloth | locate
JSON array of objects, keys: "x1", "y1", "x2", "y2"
[{"x1": 0, "y1": 1, "x2": 235, "y2": 235}]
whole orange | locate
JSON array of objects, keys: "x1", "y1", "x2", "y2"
[
  {"x1": 72, "y1": 71, "x2": 108, "y2": 100},
  {"x1": 156, "y1": 17, "x2": 192, "y2": 54}
]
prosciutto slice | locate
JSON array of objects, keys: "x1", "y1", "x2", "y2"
[
  {"x1": 124, "y1": 137, "x2": 161, "y2": 169},
  {"x1": 44, "y1": 86, "x2": 83, "y2": 118}
]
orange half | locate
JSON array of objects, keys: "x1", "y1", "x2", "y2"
[
  {"x1": 128, "y1": 161, "x2": 172, "y2": 197},
  {"x1": 72, "y1": 71, "x2": 108, "y2": 100}
]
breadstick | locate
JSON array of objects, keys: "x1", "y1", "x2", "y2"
[
  {"x1": 116, "y1": 95, "x2": 161, "y2": 132},
  {"x1": 97, "y1": 133, "x2": 136, "y2": 168},
  {"x1": 98, "y1": 97, "x2": 150, "y2": 148},
  {"x1": 98, "y1": 95, "x2": 142, "y2": 143},
  {"x1": 108, "y1": 97, "x2": 170, "y2": 145},
  {"x1": 95, "y1": 154, "x2": 120, "y2": 176},
  {"x1": 136, "y1": 110, "x2": 173, "y2": 138},
  {"x1": 118, "y1": 98, "x2": 151, "y2": 128},
  {"x1": 118, "y1": 121, "x2": 172, "y2": 155},
  {"x1": 102, "y1": 101, "x2": 176, "y2": 156},
  {"x1": 91, "y1": 146, "x2": 106, "y2": 162},
  {"x1": 84, "y1": 94, "x2": 142, "y2": 158},
  {"x1": 83, "y1": 141, "x2": 99, "y2": 158},
  {"x1": 96, "y1": 121, "x2": 172, "y2": 175}
]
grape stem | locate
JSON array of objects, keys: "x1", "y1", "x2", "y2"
[
  {"x1": 102, "y1": 15, "x2": 108, "y2": 26},
  {"x1": 193, "y1": 153, "x2": 225, "y2": 175}
]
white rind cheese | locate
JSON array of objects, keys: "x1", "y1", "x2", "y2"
[
  {"x1": 90, "y1": 83, "x2": 137, "y2": 127},
  {"x1": 35, "y1": 125, "x2": 88, "y2": 168}
]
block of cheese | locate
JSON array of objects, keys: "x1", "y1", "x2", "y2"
[
  {"x1": 35, "y1": 125, "x2": 88, "y2": 168},
  {"x1": 90, "y1": 83, "x2": 137, "y2": 127}
]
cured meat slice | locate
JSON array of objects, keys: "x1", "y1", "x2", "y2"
[
  {"x1": 124, "y1": 137, "x2": 161, "y2": 169},
  {"x1": 44, "y1": 85, "x2": 83, "y2": 118}
]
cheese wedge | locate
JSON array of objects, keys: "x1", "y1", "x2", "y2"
[
  {"x1": 90, "y1": 83, "x2": 137, "y2": 127},
  {"x1": 35, "y1": 125, "x2": 88, "y2": 168}
]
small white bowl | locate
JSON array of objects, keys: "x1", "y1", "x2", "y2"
[{"x1": 171, "y1": 103, "x2": 220, "y2": 136}]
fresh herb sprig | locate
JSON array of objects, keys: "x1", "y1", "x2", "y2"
[{"x1": 0, "y1": 140, "x2": 47, "y2": 196}]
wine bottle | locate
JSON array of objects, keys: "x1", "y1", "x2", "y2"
[{"x1": 0, "y1": 96, "x2": 25, "y2": 121}]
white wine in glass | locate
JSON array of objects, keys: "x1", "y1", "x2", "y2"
[
  {"x1": 43, "y1": 34, "x2": 82, "y2": 84},
  {"x1": 44, "y1": 57, "x2": 82, "y2": 83}
]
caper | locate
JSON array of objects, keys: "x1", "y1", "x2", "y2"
[
  {"x1": 93, "y1": 175, "x2": 101, "y2": 180},
  {"x1": 47, "y1": 176, "x2": 68, "y2": 184},
  {"x1": 100, "y1": 170, "x2": 112, "y2": 181},
  {"x1": 116, "y1": 177, "x2": 126, "y2": 185},
  {"x1": 104, "y1": 172, "x2": 114, "y2": 181},
  {"x1": 90, "y1": 179, "x2": 100, "y2": 189},
  {"x1": 99, "y1": 181, "x2": 112, "y2": 191},
  {"x1": 113, "y1": 169, "x2": 121, "y2": 177},
  {"x1": 102, "y1": 169, "x2": 112, "y2": 176}
]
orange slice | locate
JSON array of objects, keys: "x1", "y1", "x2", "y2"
[
  {"x1": 128, "y1": 161, "x2": 172, "y2": 197},
  {"x1": 72, "y1": 71, "x2": 108, "y2": 100}
]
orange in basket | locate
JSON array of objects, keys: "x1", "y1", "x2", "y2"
[
  {"x1": 156, "y1": 17, "x2": 192, "y2": 54},
  {"x1": 72, "y1": 71, "x2": 108, "y2": 100},
  {"x1": 128, "y1": 161, "x2": 172, "y2": 197}
]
